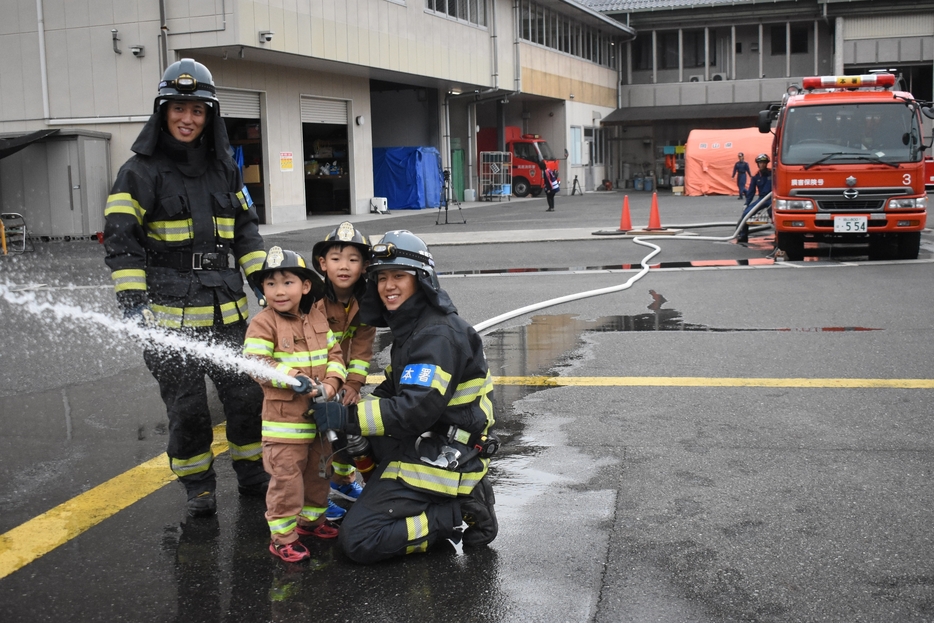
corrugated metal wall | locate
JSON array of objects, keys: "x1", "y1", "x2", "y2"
[{"x1": 845, "y1": 15, "x2": 934, "y2": 40}]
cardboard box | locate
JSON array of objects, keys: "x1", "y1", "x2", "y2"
[{"x1": 242, "y1": 165, "x2": 260, "y2": 184}]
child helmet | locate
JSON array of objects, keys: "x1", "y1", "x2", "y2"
[
  {"x1": 250, "y1": 246, "x2": 324, "y2": 305},
  {"x1": 312, "y1": 221, "x2": 371, "y2": 270}
]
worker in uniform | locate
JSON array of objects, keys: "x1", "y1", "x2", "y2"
[
  {"x1": 731, "y1": 152, "x2": 751, "y2": 200},
  {"x1": 103, "y1": 59, "x2": 268, "y2": 517},
  {"x1": 311, "y1": 230, "x2": 498, "y2": 564},
  {"x1": 737, "y1": 153, "x2": 773, "y2": 244}
]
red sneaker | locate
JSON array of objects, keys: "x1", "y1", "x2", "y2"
[
  {"x1": 269, "y1": 540, "x2": 311, "y2": 563},
  {"x1": 296, "y1": 522, "x2": 339, "y2": 539}
]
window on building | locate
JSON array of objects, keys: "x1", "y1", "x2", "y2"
[
  {"x1": 771, "y1": 24, "x2": 809, "y2": 55},
  {"x1": 571, "y1": 126, "x2": 582, "y2": 166},
  {"x1": 517, "y1": 1, "x2": 618, "y2": 69},
  {"x1": 659, "y1": 31, "x2": 678, "y2": 69},
  {"x1": 425, "y1": 0, "x2": 487, "y2": 26},
  {"x1": 682, "y1": 30, "x2": 713, "y2": 68},
  {"x1": 632, "y1": 35, "x2": 652, "y2": 70},
  {"x1": 735, "y1": 41, "x2": 742, "y2": 54}
]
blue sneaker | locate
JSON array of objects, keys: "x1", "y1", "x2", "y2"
[
  {"x1": 326, "y1": 500, "x2": 347, "y2": 521},
  {"x1": 330, "y1": 481, "x2": 364, "y2": 502}
]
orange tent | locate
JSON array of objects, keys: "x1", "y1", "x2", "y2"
[{"x1": 684, "y1": 127, "x2": 774, "y2": 196}]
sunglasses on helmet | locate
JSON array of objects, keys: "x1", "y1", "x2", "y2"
[{"x1": 371, "y1": 242, "x2": 434, "y2": 267}]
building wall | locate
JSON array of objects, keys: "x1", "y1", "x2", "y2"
[{"x1": 519, "y1": 43, "x2": 618, "y2": 108}]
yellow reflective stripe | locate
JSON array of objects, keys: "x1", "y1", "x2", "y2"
[
  {"x1": 220, "y1": 299, "x2": 245, "y2": 324},
  {"x1": 448, "y1": 372, "x2": 490, "y2": 406},
  {"x1": 239, "y1": 250, "x2": 266, "y2": 277},
  {"x1": 405, "y1": 512, "x2": 430, "y2": 555},
  {"x1": 150, "y1": 304, "x2": 183, "y2": 328},
  {"x1": 347, "y1": 359, "x2": 370, "y2": 377},
  {"x1": 268, "y1": 515, "x2": 297, "y2": 536},
  {"x1": 274, "y1": 350, "x2": 325, "y2": 368},
  {"x1": 270, "y1": 364, "x2": 294, "y2": 388},
  {"x1": 104, "y1": 193, "x2": 145, "y2": 225},
  {"x1": 299, "y1": 505, "x2": 326, "y2": 522},
  {"x1": 380, "y1": 460, "x2": 488, "y2": 497},
  {"x1": 332, "y1": 461, "x2": 355, "y2": 477},
  {"x1": 214, "y1": 216, "x2": 235, "y2": 239},
  {"x1": 342, "y1": 325, "x2": 359, "y2": 341},
  {"x1": 358, "y1": 398, "x2": 385, "y2": 436},
  {"x1": 243, "y1": 337, "x2": 274, "y2": 357},
  {"x1": 430, "y1": 366, "x2": 451, "y2": 395},
  {"x1": 182, "y1": 305, "x2": 214, "y2": 327},
  {"x1": 236, "y1": 190, "x2": 250, "y2": 211},
  {"x1": 146, "y1": 219, "x2": 193, "y2": 242},
  {"x1": 111, "y1": 268, "x2": 147, "y2": 292},
  {"x1": 262, "y1": 420, "x2": 317, "y2": 440},
  {"x1": 327, "y1": 361, "x2": 347, "y2": 379},
  {"x1": 169, "y1": 451, "x2": 214, "y2": 478},
  {"x1": 228, "y1": 441, "x2": 262, "y2": 462},
  {"x1": 236, "y1": 296, "x2": 249, "y2": 320}
]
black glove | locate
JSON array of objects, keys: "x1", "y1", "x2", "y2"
[
  {"x1": 292, "y1": 375, "x2": 314, "y2": 394},
  {"x1": 252, "y1": 285, "x2": 267, "y2": 308},
  {"x1": 311, "y1": 402, "x2": 355, "y2": 434},
  {"x1": 124, "y1": 303, "x2": 156, "y2": 328}
]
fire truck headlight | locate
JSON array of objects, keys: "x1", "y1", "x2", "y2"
[
  {"x1": 775, "y1": 199, "x2": 815, "y2": 211},
  {"x1": 888, "y1": 197, "x2": 927, "y2": 209}
]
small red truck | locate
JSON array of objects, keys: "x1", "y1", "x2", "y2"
[
  {"x1": 759, "y1": 73, "x2": 929, "y2": 260},
  {"x1": 477, "y1": 126, "x2": 558, "y2": 197}
]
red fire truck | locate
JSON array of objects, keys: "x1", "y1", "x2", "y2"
[
  {"x1": 758, "y1": 73, "x2": 929, "y2": 260},
  {"x1": 477, "y1": 126, "x2": 558, "y2": 197}
]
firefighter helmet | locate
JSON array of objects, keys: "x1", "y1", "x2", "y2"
[
  {"x1": 250, "y1": 246, "x2": 324, "y2": 301},
  {"x1": 154, "y1": 58, "x2": 219, "y2": 112},
  {"x1": 369, "y1": 230, "x2": 439, "y2": 289},
  {"x1": 312, "y1": 221, "x2": 372, "y2": 269},
  {"x1": 755, "y1": 153, "x2": 770, "y2": 164}
]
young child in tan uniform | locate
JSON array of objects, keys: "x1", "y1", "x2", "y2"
[
  {"x1": 243, "y1": 246, "x2": 346, "y2": 563},
  {"x1": 312, "y1": 222, "x2": 376, "y2": 514}
]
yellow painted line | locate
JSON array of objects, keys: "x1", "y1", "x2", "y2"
[
  {"x1": 0, "y1": 424, "x2": 229, "y2": 581},
  {"x1": 367, "y1": 375, "x2": 934, "y2": 389},
  {"x1": 5, "y1": 372, "x2": 934, "y2": 579}
]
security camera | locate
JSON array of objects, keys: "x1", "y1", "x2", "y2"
[
  {"x1": 130, "y1": 45, "x2": 144, "y2": 57},
  {"x1": 259, "y1": 31, "x2": 274, "y2": 43}
]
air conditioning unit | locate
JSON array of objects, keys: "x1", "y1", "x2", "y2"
[
  {"x1": 711, "y1": 72, "x2": 728, "y2": 81},
  {"x1": 688, "y1": 74, "x2": 705, "y2": 82}
]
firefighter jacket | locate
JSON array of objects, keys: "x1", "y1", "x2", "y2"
[
  {"x1": 243, "y1": 307, "x2": 347, "y2": 443},
  {"x1": 313, "y1": 296, "x2": 376, "y2": 395},
  {"x1": 356, "y1": 280, "x2": 495, "y2": 498},
  {"x1": 103, "y1": 112, "x2": 266, "y2": 328},
  {"x1": 745, "y1": 169, "x2": 773, "y2": 210}
]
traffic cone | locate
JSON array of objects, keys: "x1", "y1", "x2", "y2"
[
  {"x1": 646, "y1": 192, "x2": 663, "y2": 230},
  {"x1": 618, "y1": 196, "x2": 632, "y2": 232}
]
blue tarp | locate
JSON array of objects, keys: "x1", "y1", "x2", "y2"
[{"x1": 373, "y1": 147, "x2": 442, "y2": 210}]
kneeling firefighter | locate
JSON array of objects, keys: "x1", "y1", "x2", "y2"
[
  {"x1": 311, "y1": 230, "x2": 498, "y2": 564},
  {"x1": 103, "y1": 59, "x2": 268, "y2": 517}
]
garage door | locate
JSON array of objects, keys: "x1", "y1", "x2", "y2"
[
  {"x1": 217, "y1": 88, "x2": 261, "y2": 119},
  {"x1": 301, "y1": 96, "x2": 348, "y2": 124}
]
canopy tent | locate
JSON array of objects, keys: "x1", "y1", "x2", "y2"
[
  {"x1": 684, "y1": 127, "x2": 773, "y2": 196},
  {"x1": 373, "y1": 147, "x2": 442, "y2": 210}
]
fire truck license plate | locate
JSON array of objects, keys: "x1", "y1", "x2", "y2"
[{"x1": 834, "y1": 216, "x2": 867, "y2": 233}]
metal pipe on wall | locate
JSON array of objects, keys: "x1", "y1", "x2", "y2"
[{"x1": 36, "y1": 0, "x2": 50, "y2": 120}]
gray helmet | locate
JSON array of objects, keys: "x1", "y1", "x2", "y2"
[
  {"x1": 155, "y1": 59, "x2": 219, "y2": 112},
  {"x1": 369, "y1": 230, "x2": 439, "y2": 290}
]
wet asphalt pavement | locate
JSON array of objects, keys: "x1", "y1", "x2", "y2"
[{"x1": 1, "y1": 191, "x2": 934, "y2": 622}]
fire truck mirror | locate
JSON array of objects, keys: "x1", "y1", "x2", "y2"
[{"x1": 921, "y1": 106, "x2": 934, "y2": 120}]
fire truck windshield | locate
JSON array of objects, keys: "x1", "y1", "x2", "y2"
[
  {"x1": 781, "y1": 102, "x2": 922, "y2": 166},
  {"x1": 536, "y1": 141, "x2": 556, "y2": 160}
]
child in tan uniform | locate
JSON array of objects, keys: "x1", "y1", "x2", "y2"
[
  {"x1": 312, "y1": 222, "x2": 376, "y2": 513},
  {"x1": 243, "y1": 246, "x2": 347, "y2": 563}
]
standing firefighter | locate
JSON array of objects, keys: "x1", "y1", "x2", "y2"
[
  {"x1": 103, "y1": 59, "x2": 268, "y2": 517},
  {"x1": 311, "y1": 230, "x2": 498, "y2": 564}
]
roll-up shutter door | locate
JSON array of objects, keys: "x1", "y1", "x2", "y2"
[
  {"x1": 217, "y1": 88, "x2": 261, "y2": 119},
  {"x1": 301, "y1": 97, "x2": 348, "y2": 124}
]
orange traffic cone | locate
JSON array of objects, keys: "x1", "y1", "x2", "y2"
[
  {"x1": 646, "y1": 192, "x2": 663, "y2": 230},
  {"x1": 618, "y1": 196, "x2": 632, "y2": 232}
]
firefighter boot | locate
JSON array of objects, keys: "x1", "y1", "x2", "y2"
[
  {"x1": 234, "y1": 461, "x2": 270, "y2": 497},
  {"x1": 187, "y1": 489, "x2": 217, "y2": 518},
  {"x1": 460, "y1": 476, "x2": 498, "y2": 547}
]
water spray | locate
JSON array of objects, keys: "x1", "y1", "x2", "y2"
[{"x1": 0, "y1": 283, "x2": 298, "y2": 387}]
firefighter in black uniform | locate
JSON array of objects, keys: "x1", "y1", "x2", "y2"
[
  {"x1": 311, "y1": 230, "x2": 498, "y2": 564},
  {"x1": 104, "y1": 59, "x2": 268, "y2": 517}
]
